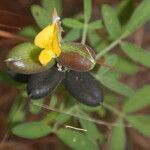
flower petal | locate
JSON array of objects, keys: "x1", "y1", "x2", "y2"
[
  {"x1": 52, "y1": 27, "x2": 61, "y2": 56},
  {"x1": 39, "y1": 49, "x2": 55, "y2": 66},
  {"x1": 34, "y1": 24, "x2": 55, "y2": 48}
]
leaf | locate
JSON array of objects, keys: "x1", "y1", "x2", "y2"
[
  {"x1": 0, "y1": 71, "x2": 22, "y2": 86},
  {"x1": 98, "y1": 54, "x2": 118, "y2": 76},
  {"x1": 57, "y1": 129, "x2": 99, "y2": 150},
  {"x1": 55, "y1": 113, "x2": 71, "y2": 124},
  {"x1": 63, "y1": 29, "x2": 81, "y2": 42},
  {"x1": 88, "y1": 20, "x2": 103, "y2": 30},
  {"x1": 123, "y1": 0, "x2": 150, "y2": 37},
  {"x1": 102, "y1": 4, "x2": 122, "y2": 40},
  {"x1": 79, "y1": 118, "x2": 103, "y2": 141},
  {"x1": 97, "y1": 76, "x2": 135, "y2": 97},
  {"x1": 110, "y1": 118, "x2": 126, "y2": 150},
  {"x1": 19, "y1": 26, "x2": 39, "y2": 38},
  {"x1": 116, "y1": 0, "x2": 134, "y2": 25},
  {"x1": 31, "y1": 5, "x2": 49, "y2": 29},
  {"x1": 114, "y1": 56, "x2": 138, "y2": 75},
  {"x1": 6, "y1": 42, "x2": 54, "y2": 74},
  {"x1": 88, "y1": 30, "x2": 101, "y2": 47},
  {"x1": 84, "y1": 0, "x2": 92, "y2": 22},
  {"x1": 42, "y1": 0, "x2": 62, "y2": 16},
  {"x1": 8, "y1": 94, "x2": 25, "y2": 124},
  {"x1": 49, "y1": 95, "x2": 57, "y2": 107},
  {"x1": 29, "y1": 99, "x2": 43, "y2": 114},
  {"x1": 12, "y1": 121, "x2": 52, "y2": 139},
  {"x1": 127, "y1": 115, "x2": 150, "y2": 137},
  {"x1": 62, "y1": 18, "x2": 84, "y2": 29},
  {"x1": 95, "y1": 41, "x2": 108, "y2": 53},
  {"x1": 123, "y1": 85, "x2": 150, "y2": 114},
  {"x1": 121, "y1": 42, "x2": 150, "y2": 67}
]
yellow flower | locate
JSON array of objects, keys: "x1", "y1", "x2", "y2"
[{"x1": 34, "y1": 11, "x2": 61, "y2": 66}]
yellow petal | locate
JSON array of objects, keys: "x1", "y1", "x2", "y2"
[
  {"x1": 39, "y1": 49, "x2": 55, "y2": 66},
  {"x1": 34, "y1": 24, "x2": 55, "y2": 48},
  {"x1": 52, "y1": 27, "x2": 61, "y2": 56}
]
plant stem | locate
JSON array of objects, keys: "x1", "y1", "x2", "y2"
[
  {"x1": 102, "y1": 102, "x2": 125, "y2": 118},
  {"x1": 81, "y1": 23, "x2": 88, "y2": 44},
  {"x1": 96, "y1": 38, "x2": 122, "y2": 59}
]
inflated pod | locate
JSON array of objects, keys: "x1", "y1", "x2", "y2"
[
  {"x1": 27, "y1": 67, "x2": 65, "y2": 99},
  {"x1": 6, "y1": 43, "x2": 54, "y2": 74},
  {"x1": 63, "y1": 71, "x2": 103, "y2": 106},
  {"x1": 57, "y1": 42, "x2": 96, "y2": 72},
  {"x1": 6, "y1": 70, "x2": 30, "y2": 83}
]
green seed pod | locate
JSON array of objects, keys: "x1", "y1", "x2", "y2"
[
  {"x1": 63, "y1": 71, "x2": 103, "y2": 106},
  {"x1": 57, "y1": 42, "x2": 96, "y2": 72},
  {"x1": 6, "y1": 42, "x2": 55, "y2": 74},
  {"x1": 27, "y1": 67, "x2": 65, "y2": 99}
]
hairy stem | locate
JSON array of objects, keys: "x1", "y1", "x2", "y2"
[
  {"x1": 96, "y1": 38, "x2": 122, "y2": 59},
  {"x1": 81, "y1": 23, "x2": 88, "y2": 44}
]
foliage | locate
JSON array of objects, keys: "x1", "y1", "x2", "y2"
[{"x1": 1, "y1": 0, "x2": 150, "y2": 149}]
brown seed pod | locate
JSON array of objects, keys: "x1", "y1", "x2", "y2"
[{"x1": 57, "y1": 42, "x2": 96, "y2": 72}]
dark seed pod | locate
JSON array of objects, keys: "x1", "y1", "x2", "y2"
[
  {"x1": 27, "y1": 67, "x2": 65, "y2": 99},
  {"x1": 63, "y1": 71, "x2": 103, "y2": 106},
  {"x1": 6, "y1": 70, "x2": 30, "y2": 83},
  {"x1": 57, "y1": 42, "x2": 96, "y2": 72}
]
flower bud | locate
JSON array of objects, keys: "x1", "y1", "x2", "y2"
[{"x1": 57, "y1": 42, "x2": 96, "y2": 72}]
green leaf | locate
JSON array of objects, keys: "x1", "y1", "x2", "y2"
[
  {"x1": 49, "y1": 95, "x2": 57, "y2": 107},
  {"x1": 62, "y1": 18, "x2": 83, "y2": 29},
  {"x1": 57, "y1": 129, "x2": 99, "y2": 150},
  {"x1": 55, "y1": 113, "x2": 71, "y2": 124},
  {"x1": 102, "y1": 5, "x2": 122, "y2": 40},
  {"x1": 0, "y1": 71, "x2": 22, "y2": 86},
  {"x1": 88, "y1": 20, "x2": 103, "y2": 30},
  {"x1": 12, "y1": 121, "x2": 52, "y2": 139},
  {"x1": 98, "y1": 54, "x2": 118, "y2": 76},
  {"x1": 29, "y1": 99, "x2": 43, "y2": 114},
  {"x1": 123, "y1": 0, "x2": 150, "y2": 37},
  {"x1": 63, "y1": 29, "x2": 81, "y2": 42},
  {"x1": 19, "y1": 26, "x2": 39, "y2": 38},
  {"x1": 8, "y1": 94, "x2": 25, "y2": 124},
  {"x1": 88, "y1": 30, "x2": 101, "y2": 47},
  {"x1": 115, "y1": 56, "x2": 138, "y2": 75},
  {"x1": 84, "y1": 0, "x2": 92, "y2": 22},
  {"x1": 110, "y1": 118, "x2": 126, "y2": 150},
  {"x1": 42, "y1": 0, "x2": 62, "y2": 16},
  {"x1": 31, "y1": 5, "x2": 49, "y2": 29},
  {"x1": 116, "y1": 0, "x2": 134, "y2": 25},
  {"x1": 127, "y1": 115, "x2": 150, "y2": 137},
  {"x1": 121, "y1": 42, "x2": 150, "y2": 67},
  {"x1": 123, "y1": 85, "x2": 150, "y2": 114},
  {"x1": 6, "y1": 42, "x2": 54, "y2": 74},
  {"x1": 97, "y1": 76, "x2": 135, "y2": 97},
  {"x1": 79, "y1": 118, "x2": 103, "y2": 141}
]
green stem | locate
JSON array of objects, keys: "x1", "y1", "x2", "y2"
[
  {"x1": 96, "y1": 38, "x2": 122, "y2": 59},
  {"x1": 102, "y1": 102, "x2": 125, "y2": 118},
  {"x1": 81, "y1": 23, "x2": 88, "y2": 44}
]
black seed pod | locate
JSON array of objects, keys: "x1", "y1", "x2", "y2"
[
  {"x1": 63, "y1": 71, "x2": 103, "y2": 106},
  {"x1": 6, "y1": 70, "x2": 30, "y2": 83},
  {"x1": 27, "y1": 67, "x2": 65, "y2": 99}
]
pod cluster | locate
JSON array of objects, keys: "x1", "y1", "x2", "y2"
[{"x1": 6, "y1": 42, "x2": 104, "y2": 106}]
